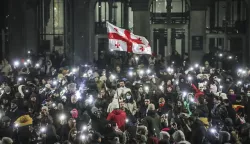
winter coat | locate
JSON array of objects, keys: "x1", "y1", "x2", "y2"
[
  {"x1": 124, "y1": 100, "x2": 137, "y2": 115},
  {"x1": 191, "y1": 84, "x2": 204, "y2": 101},
  {"x1": 142, "y1": 110, "x2": 161, "y2": 138},
  {"x1": 107, "y1": 109, "x2": 126, "y2": 131},
  {"x1": 191, "y1": 119, "x2": 207, "y2": 144},
  {"x1": 196, "y1": 104, "x2": 209, "y2": 117}
]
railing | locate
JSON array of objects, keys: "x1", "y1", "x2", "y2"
[
  {"x1": 95, "y1": 22, "x2": 108, "y2": 34},
  {"x1": 150, "y1": 12, "x2": 190, "y2": 24}
]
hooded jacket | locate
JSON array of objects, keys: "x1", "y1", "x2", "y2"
[
  {"x1": 142, "y1": 110, "x2": 161, "y2": 138},
  {"x1": 107, "y1": 109, "x2": 126, "y2": 131}
]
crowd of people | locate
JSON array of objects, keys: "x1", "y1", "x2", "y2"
[{"x1": 0, "y1": 50, "x2": 249, "y2": 144}]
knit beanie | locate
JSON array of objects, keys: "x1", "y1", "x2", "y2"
[
  {"x1": 71, "y1": 109, "x2": 78, "y2": 119},
  {"x1": 172, "y1": 130, "x2": 185, "y2": 142}
]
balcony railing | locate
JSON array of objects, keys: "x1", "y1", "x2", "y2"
[
  {"x1": 95, "y1": 22, "x2": 108, "y2": 34},
  {"x1": 150, "y1": 12, "x2": 190, "y2": 24}
]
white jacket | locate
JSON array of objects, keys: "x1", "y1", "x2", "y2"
[{"x1": 114, "y1": 87, "x2": 131, "y2": 99}]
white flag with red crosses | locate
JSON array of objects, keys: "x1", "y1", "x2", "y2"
[{"x1": 107, "y1": 22, "x2": 152, "y2": 55}]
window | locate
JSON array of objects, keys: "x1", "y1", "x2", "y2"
[
  {"x1": 39, "y1": 0, "x2": 64, "y2": 54},
  {"x1": 95, "y1": 1, "x2": 109, "y2": 22},
  {"x1": 128, "y1": 7, "x2": 133, "y2": 31},
  {"x1": 112, "y1": 2, "x2": 124, "y2": 27}
]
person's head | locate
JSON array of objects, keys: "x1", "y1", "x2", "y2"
[
  {"x1": 213, "y1": 96, "x2": 221, "y2": 105},
  {"x1": 119, "y1": 80, "x2": 125, "y2": 88},
  {"x1": 100, "y1": 53, "x2": 104, "y2": 59},
  {"x1": 167, "y1": 86, "x2": 173, "y2": 92},
  {"x1": 2, "y1": 98, "x2": 8, "y2": 104},
  {"x1": 10, "y1": 100, "x2": 18, "y2": 109},
  {"x1": 68, "y1": 118, "x2": 76, "y2": 128},
  {"x1": 228, "y1": 89, "x2": 235, "y2": 95},
  {"x1": 138, "y1": 86, "x2": 143, "y2": 93},
  {"x1": 205, "y1": 61, "x2": 209, "y2": 68},
  {"x1": 198, "y1": 83, "x2": 204, "y2": 91},
  {"x1": 58, "y1": 103, "x2": 64, "y2": 111},
  {"x1": 125, "y1": 92, "x2": 132, "y2": 100},
  {"x1": 71, "y1": 95, "x2": 78, "y2": 104},
  {"x1": 144, "y1": 99, "x2": 150, "y2": 106},
  {"x1": 41, "y1": 106, "x2": 49, "y2": 115},
  {"x1": 119, "y1": 101, "x2": 125, "y2": 109},
  {"x1": 100, "y1": 89, "x2": 106, "y2": 97},
  {"x1": 159, "y1": 97, "x2": 165, "y2": 107},
  {"x1": 30, "y1": 96, "x2": 36, "y2": 102},
  {"x1": 247, "y1": 90, "x2": 250, "y2": 97},
  {"x1": 116, "y1": 66, "x2": 121, "y2": 73},
  {"x1": 177, "y1": 101, "x2": 183, "y2": 107}
]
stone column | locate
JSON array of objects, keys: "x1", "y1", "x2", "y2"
[{"x1": 189, "y1": 10, "x2": 206, "y2": 63}]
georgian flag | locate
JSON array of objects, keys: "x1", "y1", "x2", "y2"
[{"x1": 107, "y1": 22, "x2": 152, "y2": 55}]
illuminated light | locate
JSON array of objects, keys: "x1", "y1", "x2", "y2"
[
  {"x1": 84, "y1": 64, "x2": 88, "y2": 67},
  {"x1": 59, "y1": 114, "x2": 66, "y2": 121},
  {"x1": 228, "y1": 56, "x2": 232, "y2": 59},
  {"x1": 24, "y1": 62, "x2": 27, "y2": 66},
  {"x1": 25, "y1": 90, "x2": 29, "y2": 93},
  {"x1": 218, "y1": 78, "x2": 221, "y2": 82},
  {"x1": 194, "y1": 64, "x2": 199, "y2": 68},
  {"x1": 188, "y1": 76, "x2": 192, "y2": 81},
  {"x1": 139, "y1": 70, "x2": 144, "y2": 75},
  {"x1": 14, "y1": 61, "x2": 20, "y2": 67},
  {"x1": 110, "y1": 49, "x2": 114, "y2": 52},
  {"x1": 219, "y1": 85, "x2": 223, "y2": 89},
  {"x1": 125, "y1": 119, "x2": 129, "y2": 123},
  {"x1": 81, "y1": 135, "x2": 86, "y2": 140},
  {"x1": 27, "y1": 59, "x2": 31, "y2": 63},
  {"x1": 242, "y1": 70, "x2": 246, "y2": 74},
  {"x1": 14, "y1": 123, "x2": 19, "y2": 128},
  {"x1": 76, "y1": 91, "x2": 81, "y2": 99},
  {"x1": 172, "y1": 61, "x2": 175, "y2": 64},
  {"x1": 144, "y1": 86, "x2": 149, "y2": 91},
  {"x1": 159, "y1": 85, "x2": 163, "y2": 90},
  {"x1": 189, "y1": 67, "x2": 194, "y2": 71},
  {"x1": 237, "y1": 81, "x2": 242, "y2": 85},
  {"x1": 182, "y1": 91, "x2": 187, "y2": 97},
  {"x1": 210, "y1": 128, "x2": 216, "y2": 133},
  {"x1": 18, "y1": 77, "x2": 23, "y2": 81},
  {"x1": 146, "y1": 69, "x2": 151, "y2": 74},
  {"x1": 28, "y1": 51, "x2": 31, "y2": 54},
  {"x1": 83, "y1": 73, "x2": 87, "y2": 77},
  {"x1": 135, "y1": 57, "x2": 139, "y2": 61},
  {"x1": 190, "y1": 98, "x2": 195, "y2": 102},
  {"x1": 238, "y1": 69, "x2": 243, "y2": 73},
  {"x1": 52, "y1": 103, "x2": 56, "y2": 107},
  {"x1": 53, "y1": 80, "x2": 58, "y2": 86},
  {"x1": 219, "y1": 53, "x2": 223, "y2": 57},
  {"x1": 128, "y1": 71, "x2": 133, "y2": 76},
  {"x1": 82, "y1": 125, "x2": 87, "y2": 131},
  {"x1": 35, "y1": 63, "x2": 40, "y2": 67},
  {"x1": 110, "y1": 74, "x2": 116, "y2": 80},
  {"x1": 72, "y1": 68, "x2": 77, "y2": 73},
  {"x1": 40, "y1": 127, "x2": 46, "y2": 133}
]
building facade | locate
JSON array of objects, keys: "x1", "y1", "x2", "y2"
[{"x1": 5, "y1": 0, "x2": 250, "y2": 64}]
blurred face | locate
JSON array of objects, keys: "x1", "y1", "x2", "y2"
[
  {"x1": 144, "y1": 99, "x2": 150, "y2": 106},
  {"x1": 11, "y1": 103, "x2": 17, "y2": 109},
  {"x1": 119, "y1": 102, "x2": 125, "y2": 108},
  {"x1": 100, "y1": 90, "x2": 105, "y2": 96},
  {"x1": 119, "y1": 82, "x2": 125, "y2": 88},
  {"x1": 229, "y1": 89, "x2": 234, "y2": 95},
  {"x1": 31, "y1": 97, "x2": 36, "y2": 102},
  {"x1": 167, "y1": 87, "x2": 172, "y2": 92},
  {"x1": 116, "y1": 66, "x2": 121, "y2": 73},
  {"x1": 71, "y1": 96, "x2": 77, "y2": 104},
  {"x1": 177, "y1": 101, "x2": 182, "y2": 107},
  {"x1": 138, "y1": 87, "x2": 143, "y2": 93},
  {"x1": 167, "y1": 80, "x2": 171, "y2": 85}
]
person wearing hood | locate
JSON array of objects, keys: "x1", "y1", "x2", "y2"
[
  {"x1": 189, "y1": 116, "x2": 207, "y2": 144},
  {"x1": 107, "y1": 106, "x2": 127, "y2": 131},
  {"x1": 114, "y1": 79, "x2": 131, "y2": 99},
  {"x1": 172, "y1": 130, "x2": 190, "y2": 144},
  {"x1": 142, "y1": 104, "x2": 161, "y2": 138},
  {"x1": 13, "y1": 115, "x2": 33, "y2": 143}
]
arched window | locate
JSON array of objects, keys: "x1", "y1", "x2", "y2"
[
  {"x1": 95, "y1": 1, "x2": 109, "y2": 22},
  {"x1": 112, "y1": 1, "x2": 124, "y2": 27}
]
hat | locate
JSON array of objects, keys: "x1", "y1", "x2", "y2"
[
  {"x1": 71, "y1": 109, "x2": 78, "y2": 119},
  {"x1": 147, "y1": 104, "x2": 155, "y2": 111},
  {"x1": 14, "y1": 115, "x2": 33, "y2": 127},
  {"x1": 91, "y1": 107, "x2": 99, "y2": 114},
  {"x1": 41, "y1": 106, "x2": 48, "y2": 111},
  {"x1": 92, "y1": 132, "x2": 104, "y2": 139},
  {"x1": 1, "y1": 137, "x2": 13, "y2": 144},
  {"x1": 172, "y1": 130, "x2": 185, "y2": 142},
  {"x1": 45, "y1": 84, "x2": 51, "y2": 89}
]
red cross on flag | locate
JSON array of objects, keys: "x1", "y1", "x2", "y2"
[{"x1": 107, "y1": 22, "x2": 152, "y2": 55}]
